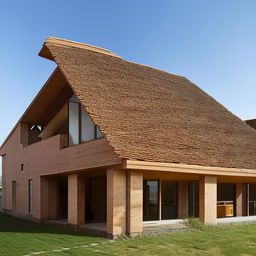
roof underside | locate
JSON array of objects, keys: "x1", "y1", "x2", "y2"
[
  {"x1": 245, "y1": 119, "x2": 256, "y2": 130},
  {"x1": 23, "y1": 38, "x2": 256, "y2": 169}
]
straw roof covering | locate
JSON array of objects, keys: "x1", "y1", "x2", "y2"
[{"x1": 38, "y1": 37, "x2": 256, "y2": 169}]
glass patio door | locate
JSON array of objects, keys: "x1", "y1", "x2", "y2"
[
  {"x1": 143, "y1": 180, "x2": 159, "y2": 221},
  {"x1": 248, "y1": 184, "x2": 256, "y2": 216},
  {"x1": 161, "y1": 181, "x2": 178, "y2": 220},
  {"x1": 143, "y1": 180, "x2": 178, "y2": 221}
]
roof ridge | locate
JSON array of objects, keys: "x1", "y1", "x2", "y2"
[{"x1": 43, "y1": 37, "x2": 120, "y2": 58}]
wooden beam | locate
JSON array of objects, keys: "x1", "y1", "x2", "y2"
[{"x1": 124, "y1": 160, "x2": 256, "y2": 178}]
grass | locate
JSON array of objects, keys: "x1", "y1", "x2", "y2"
[
  {"x1": 0, "y1": 213, "x2": 105, "y2": 256},
  {"x1": 1, "y1": 213, "x2": 256, "y2": 256}
]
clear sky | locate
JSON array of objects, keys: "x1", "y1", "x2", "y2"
[{"x1": 1, "y1": 0, "x2": 256, "y2": 174}]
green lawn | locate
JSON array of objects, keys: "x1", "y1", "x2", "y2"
[{"x1": 1, "y1": 213, "x2": 256, "y2": 256}]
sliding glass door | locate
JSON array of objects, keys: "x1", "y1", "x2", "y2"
[
  {"x1": 161, "y1": 181, "x2": 178, "y2": 220},
  {"x1": 143, "y1": 180, "x2": 178, "y2": 221},
  {"x1": 143, "y1": 180, "x2": 159, "y2": 221}
]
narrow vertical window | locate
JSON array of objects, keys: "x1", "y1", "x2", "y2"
[
  {"x1": 81, "y1": 107, "x2": 95, "y2": 142},
  {"x1": 28, "y1": 179, "x2": 32, "y2": 216},
  {"x1": 68, "y1": 101, "x2": 80, "y2": 146}
]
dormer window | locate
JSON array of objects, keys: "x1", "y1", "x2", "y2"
[{"x1": 68, "y1": 95, "x2": 103, "y2": 146}]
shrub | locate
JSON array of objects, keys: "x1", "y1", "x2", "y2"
[{"x1": 183, "y1": 217, "x2": 204, "y2": 231}]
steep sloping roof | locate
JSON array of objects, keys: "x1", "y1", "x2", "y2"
[{"x1": 37, "y1": 37, "x2": 256, "y2": 169}]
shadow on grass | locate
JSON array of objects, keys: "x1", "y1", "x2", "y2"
[{"x1": 0, "y1": 212, "x2": 92, "y2": 237}]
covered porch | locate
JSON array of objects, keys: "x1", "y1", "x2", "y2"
[{"x1": 40, "y1": 160, "x2": 256, "y2": 238}]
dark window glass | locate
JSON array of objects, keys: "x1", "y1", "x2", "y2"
[
  {"x1": 217, "y1": 183, "x2": 235, "y2": 217},
  {"x1": 28, "y1": 179, "x2": 32, "y2": 216},
  {"x1": 143, "y1": 180, "x2": 159, "y2": 221},
  {"x1": 161, "y1": 181, "x2": 178, "y2": 220},
  {"x1": 188, "y1": 181, "x2": 199, "y2": 217},
  {"x1": 248, "y1": 184, "x2": 256, "y2": 216}
]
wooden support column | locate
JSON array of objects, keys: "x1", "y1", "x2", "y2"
[
  {"x1": 107, "y1": 169, "x2": 126, "y2": 237},
  {"x1": 68, "y1": 174, "x2": 85, "y2": 225},
  {"x1": 127, "y1": 170, "x2": 143, "y2": 235},
  {"x1": 199, "y1": 175, "x2": 217, "y2": 224},
  {"x1": 236, "y1": 183, "x2": 243, "y2": 217},
  {"x1": 178, "y1": 181, "x2": 188, "y2": 218}
]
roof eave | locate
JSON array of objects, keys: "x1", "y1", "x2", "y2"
[
  {"x1": 123, "y1": 159, "x2": 256, "y2": 177},
  {"x1": 39, "y1": 43, "x2": 54, "y2": 61}
]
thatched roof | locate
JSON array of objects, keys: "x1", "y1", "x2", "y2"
[{"x1": 19, "y1": 37, "x2": 256, "y2": 169}]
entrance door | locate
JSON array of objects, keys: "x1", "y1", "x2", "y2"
[
  {"x1": 161, "y1": 181, "x2": 178, "y2": 220},
  {"x1": 188, "y1": 181, "x2": 199, "y2": 217},
  {"x1": 248, "y1": 184, "x2": 256, "y2": 216},
  {"x1": 12, "y1": 181, "x2": 16, "y2": 212},
  {"x1": 143, "y1": 180, "x2": 159, "y2": 221}
]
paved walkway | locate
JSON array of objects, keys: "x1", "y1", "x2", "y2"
[
  {"x1": 45, "y1": 216, "x2": 256, "y2": 238},
  {"x1": 217, "y1": 216, "x2": 256, "y2": 225}
]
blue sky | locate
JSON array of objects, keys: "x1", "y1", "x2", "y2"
[{"x1": 1, "y1": 0, "x2": 256, "y2": 174}]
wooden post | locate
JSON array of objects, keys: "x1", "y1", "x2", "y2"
[
  {"x1": 127, "y1": 170, "x2": 143, "y2": 235},
  {"x1": 107, "y1": 169, "x2": 126, "y2": 237},
  {"x1": 199, "y1": 175, "x2": 217, "y2": 224},
  {"x1": 236, "y1": 183, "x2": 243, "y2": 217},
  {"x1": 68, "y1": 174, "x2": 85, "y2": 225}
]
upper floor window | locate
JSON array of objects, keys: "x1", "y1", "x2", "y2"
[{"x1": 68, "y1": 95, "x2": 104, "y2": 146}]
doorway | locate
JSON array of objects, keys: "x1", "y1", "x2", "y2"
[
  {"x1": 85, "y1": 177, "x2": 106, "y2": 223},
  {"x1": 161, "y1": 181, "x2": 178, "y2": 220},
  {"x1": 143, "y1": 180, "x2": 159, "y2": 221},
  {"x1": 143, "y1": 180, "x2": 178, "y2": 221},
  {"x1": 57, "y1": 178, "x2": 68, "y2": 219}
]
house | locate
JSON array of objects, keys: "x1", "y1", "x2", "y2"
[{"x1": 2, "y1": 37, "x2": 256, "y2": 238}]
